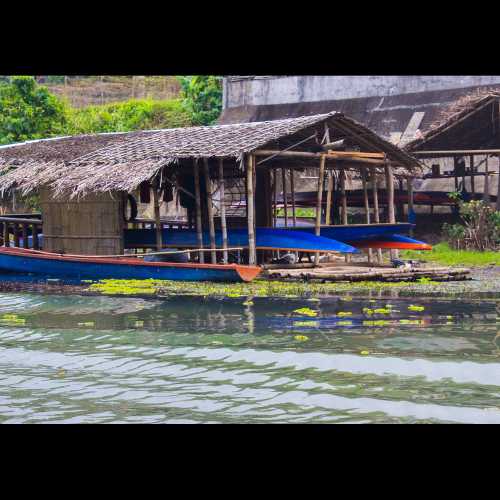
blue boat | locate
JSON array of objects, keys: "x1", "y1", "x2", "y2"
[
  {"x1": 285, "y1": 223, "x2": 414, "y2": 240},
  {"x1": 124, "y1": 227, "x2": 358, "y2": 253},
  {"x1": 0, "y1": 247, "x2": 262, "y2": 282}
]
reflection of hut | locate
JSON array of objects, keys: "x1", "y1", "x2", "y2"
[{"x1": 0, "y1": 112, "x2": 420, "y2": 265}]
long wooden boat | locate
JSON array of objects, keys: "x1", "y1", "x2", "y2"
[
  {"x1": 124, "y1": 227, "x2": 358, "y2": 253},
  {"x1": 345, "y1": 234, "x2": 432, "y2": 251},
  {"x1": 0, "y1": 247, "x2": 262, "y2": 283}
]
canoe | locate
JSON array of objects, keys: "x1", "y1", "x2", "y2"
[
  {"x1": 0, "y1": 247, "x2": 262, "y2": 283},
  {"x1": 345, "y1": 234, "x2": 432, "y2": 251},
  {"x1": 124, "y1": 227, "x2": 358, "y2": 253}
]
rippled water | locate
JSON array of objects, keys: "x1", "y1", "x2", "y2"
[{"x1": 0, "y1": 290, "x2": 499, "y2": 423}]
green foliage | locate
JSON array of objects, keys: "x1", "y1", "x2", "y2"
[
  {"x1": 45, "y1": 76, "x2": 66, "y2": 84},
  {"x1": 178, "y1": 75, "x2": 222, "y2": 125},
  {"x1": 0, "y1": 76, "x2": 67, "y2": 145},
  {"x1": 442, "y1": 199, "x2": 500, "y2": 251},
  {"x1": 65, "y1": 98, "x2": 192, "y2": 134},
  {"x1": 402, "y1": 242, "x2": 500, "y2": 267}
]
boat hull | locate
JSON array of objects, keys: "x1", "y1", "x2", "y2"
[
  {"x1": 0, "y1": 248, "x2": 261, "y2": 283},
  {"x1": 346, "y1": 234, "x2": 432, "y2": 251}
]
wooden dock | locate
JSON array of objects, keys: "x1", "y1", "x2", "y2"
[{"x1": 263, "y1": 263, "x2": 470, "y2": 282}]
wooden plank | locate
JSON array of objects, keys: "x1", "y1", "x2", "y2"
[{"x1": 193, "y1": 159, "x2": 204, "y2": 263}]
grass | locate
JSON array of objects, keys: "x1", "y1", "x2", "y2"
[{"x1": 401, "y1": 242, "x2": 500, "y2": 267}]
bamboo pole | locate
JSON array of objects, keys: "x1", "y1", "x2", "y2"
[
  {"x1": 497, "y1": 155, "x2": 500, "y2": 211},
  {"x1": 218, "y1": 158, "x2": 228, "y2": 263},
  {"x1": 470, "y1": 155, "x2": 475, "y2": 195},
  {"x1": 273, "y1": 169, "x2": 277, "y2": 227},
  {"x1": 282, "y1": 168, "x2": 288, "y2": 227},
  {"x1": 372, "y1": 174, "x2": 382, "y2": 263},
  {"x1": 246, "y1": 154, "x2": 257, "y2": 265},
  {"x1": 361, "y1": 166, "x2": 372, "y2": 264},
  {"x1": 203, "y1": 158, "x2": 217, "y2": 264},
  {"x1": 193, "y1": 159, "x2": 204, "y2": 263},
  {"x1": 314, "y1": 155, "x2": 326, "y2": 265},
  {"x1": 290, "y1": 168, "x2": 296, "y2": 226},
  {"x1": 152, "y1": 182, "x2": 163, "y2": 251},
  {"x1": 340, "y1": 167, "x2": 350, "y2": 263},
  {"x1": 2, "y1": 222, "x2": 8, "y2": 247},
  {"x1": 384, "y1": 162, "x2": 398, "y2": 260}
]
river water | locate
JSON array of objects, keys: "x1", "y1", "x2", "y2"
[{"x1": 0, "y1": 288, "x2": 499, "y2": 423}]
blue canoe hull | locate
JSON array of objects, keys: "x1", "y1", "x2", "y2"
[
  {"x1": 0, "y1": 248, "x2": 262, "y2": 282},
  {"x1": 285, "y1": 223, "x2": 415, "y2": 240},
  {"x1": 124, "y1": 227, "x2": 358, "y2": 253}
]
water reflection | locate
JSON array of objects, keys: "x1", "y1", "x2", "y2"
[{"x1": 0, "y1": 291, "x2": 499, "y2": 423}]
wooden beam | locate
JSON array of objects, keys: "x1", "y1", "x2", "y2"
[
  {"x1": 203, "y1": 158, "x2": 217, "y2": 264},
  {"x1": 253, "y1": 149, "x2": 394, "y2": 165},
  {"x1": 193, "y1": 159, "x2": 204, "y2": 263},
  {"x1": 412, "y1": 149, "x2": 500, "y2": 158},
  {"x1": 218, "y1": 159, "x2": 228, "y2": 263},
  {"x1": 246, "y1": 154, "x2": 257, "y2": 265}
]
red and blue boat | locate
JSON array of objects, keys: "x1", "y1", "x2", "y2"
[{"x1": 0, "y1": 247, "x2": 262, "y2": 283}]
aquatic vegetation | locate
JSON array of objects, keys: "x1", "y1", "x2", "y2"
[
  {"x1": 408, "y1": 305, "x2": 425, "y2": 312},
  {"x1": 373, "y1": 308, "x2": 391, "y2": 314},
  {"x1": 337, "y1": 320, "x2": 353, "y2": 326},
  {"x1": 363, "y1": 320, "x2": 391, "y2": 327},
  {"x1": 293, "y1": 307, "x2": 318, "y2": 317},
  {"x1": 293, "y1": 321, "x2": 319, "y2": 328},
  {"x1": 242, "y1": 300, "x2": 254, "y2": 306},
  {"x1": 336, "y1": 311, "x2": 353, "y2": 317},
  {"x1": 360, "y1": 350, "x2": 370, "y2": 355},
  {"x1": 399, "y1": 319, "x2": 423, "y2": 325},
  {"x1": 77, "y1": 321, "x2": 95, "y2": 327},
  {"x1": 294, "y1": 335, "x2": 309, "y2": 341},
  {"x1": 0, "y1": 313, "x2": 26, "y2": 325}
]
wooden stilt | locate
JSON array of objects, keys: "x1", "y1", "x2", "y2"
[
  {"x1": 314, "y1": 155, "x2": 326, "y2": 265},
  {"x1": 361, "y1": 166, "x2": 372, "y2": 264},
  {"x1": 152, "y1": 181, "x2": 163, "y2": 251},
  {"x1": 470, "y1": 155, "x2": 475, "y2": 195},
  {"x1": 497, "y1": 155, "x2": 500, "y2": 211},
  {"x1": 246, "y1": 154, "x2": 257, "y2": 265},
  {"x1": 340, "y1": 167, "x2": 350, "y2": 263},
  {"x1": 372, "y1": 173, "x2": 382, "y2": 263},
  {"x1": 407, "y1": 176, "x2": 414, "y2": 237},
  {"x1": 325, "y1": 170, "x2": 333, "y2": 226},
  {"x1": 273, "y1": 169, "x2": 277, "y2": 227},
  {"x1": 282, "y1": 168, "x2": 288, "y2": 227},
  {"x1": 193, "y1": 159, "x2": 204, "y2": 263},
  {"x1": 483, "y1": 156, "x2": 490, "y2": 203},
  {"x1": 290, "y1": 168, "x2": 296, "y2": 227},
  {"x1": 203, "y1": 158, "x2": 217, "y2": 264},
  {"x1": 384, "y1": 162, "x2": 398, "y2": 260},
  {"x1": 218, "y1": 158, "x2": 228, "y2": 263}
]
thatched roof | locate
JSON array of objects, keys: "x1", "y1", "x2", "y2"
[
  {"x1": 405, "y1": 91, "x2": 500, "y2": 151},
  {"x1": 0, "y1": 112, "x2": 421, "y2": 198}
]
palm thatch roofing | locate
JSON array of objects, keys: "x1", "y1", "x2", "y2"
[
  {"x1": 0, "y1": 112, "x2": 421, "y2": 198},
  {"x1": 405, "y1": 91, "x2": 500, "y2": 151}
]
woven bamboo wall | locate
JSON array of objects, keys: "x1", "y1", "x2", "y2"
[{"x1": 40, "y1": 188, "x2": 124, "y2": 255}]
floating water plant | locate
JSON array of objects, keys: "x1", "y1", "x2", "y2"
[
  {"x1": 293, "y1": 307, "x2": 318, "y2": 317},
  {"x1": 294, "y1": 335, "x2": 309, "y2": 341},
  {"x1": 373, "y1": 308, "x2": 391, "y2": 314},
  {"x1": 0, "y1": 313, "x2": 26, "y2": 325},
  {"x1": 77, "y1": 321, "x2": 95, "y2": 327},
  {"x1": 337, "y1": 320, "x2": 353, "y2": 326},
  {"x1": 336, "y1": 311, "x2": 353, "y2": 317},
  {"x1": 293, "y1": 321, "x2": 319, "y2": 328},
  {"x1": 408, "y1": 305, "x2": 425, "y2": 312},
  {"x1": 360, "y1": 350, "x2": 370, "y2": 355}
]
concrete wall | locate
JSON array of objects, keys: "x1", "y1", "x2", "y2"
[{"x1": 224, "y1": 76, "x2": 500, "y2": 108}]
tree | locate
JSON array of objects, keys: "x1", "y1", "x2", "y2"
[
  {"x1": 178, "y1": 76, "x2": 222, "y2": 125},
  {"x1": 0, "y1": 76, "x2": 67, "y2": 145}
]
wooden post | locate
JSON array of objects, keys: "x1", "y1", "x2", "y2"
[
  {"x1": 32, "y1": 224, "x2": 39, "y2": 250},
  {"x1": 497, "y1": 155, "x2": 500, "y2": 211},
  {"x1": 246, "y1": 154, "x2": 257, "y2": 265},
  {"x1": 282, "y1": 168, "x2": 288, "y2": 227},
  {"x1": 290, "y1": 168, "x2": 296, "y2": 227},
  {"x1": 407, "y1": 176, "x2": 414, "y2": 237},
  {"x1": 193, "y1": 159, "x2": 204, "y2": 263},
  {"x1": 218, "y1": 159, "x2": 228, "y2": 263},
  {"x1": 325, "y1": 170, "x2": 333, "y2": 225},
  {"x1": 384, "y1": 162, "x2": 398, "y2": 259},
  {"x1": 203, "y1": 158, "x2": 217, "y2": 264},
  {"x1": 152, "y1": 182, "x2": 163, "y2": 251},
  {"x1": 273, "y1": 169, "x2": 277, "y2": 227},
  {"x1": 314, "y1": 155, "x2": 326, "y2": 265},
  {"x1": 340, "y1": 168, "x2": 348, "y2": 225},
  {"x1": 21, "y1": 224, "x2": 28, "y2": 249},
  {"x1": 361, "y1": 166, "x2": 372, "y2": 264},
  {"x1": 470, "y1": 155, "x2": 475, "y2": 196},
  {"x1": 483, "y1": 156, "x2": 490, "y2": 204},
  {"x1": 13, "y1": 224, "x2": 19, "y2": 248},
  {"x1": 2, "y1": 222, "x2": 8, "y2": 247},
  {"x1": 372, "y1": 174, "x2": 382, "y2": 263}
]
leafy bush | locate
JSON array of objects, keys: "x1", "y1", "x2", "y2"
[
  {"x1": 442, "y1": 198, "x2": 500, "y2": 251},
  {"x1": 178, "y1": 76, "x2": 222, "y2": 125},
  {"x1": 0, "y1": 76, "x2": 67, "y2": 144},
  {"x1": 65, "y1": 98, "x2": 192, "y2": 134}
]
